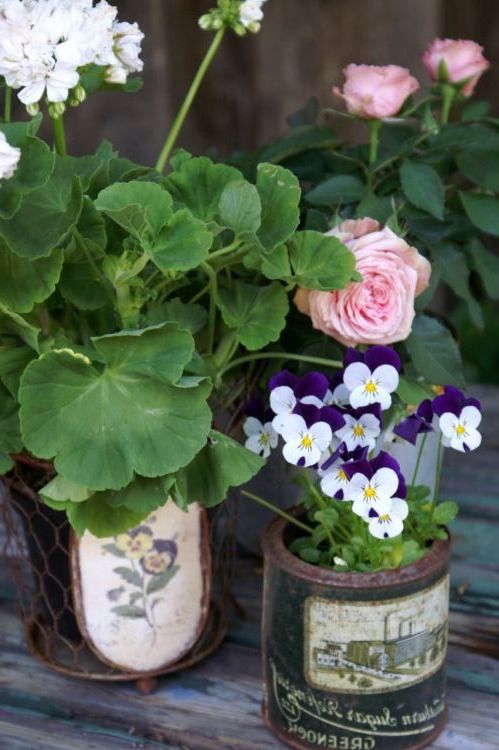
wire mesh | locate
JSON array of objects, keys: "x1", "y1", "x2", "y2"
[{"x1": 1, "y1": 455, "x2": 235, "y2": 681}]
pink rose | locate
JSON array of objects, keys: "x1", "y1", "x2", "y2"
[
  {"x1": 294, "y1": 219, "x2": 431, "y2": 347},
  {"x1": 333, "y1": 64, "x2": 420, "y2": 119},
  {"x1": 422, "y1": 39, "x2": 489, "y2": 96}
]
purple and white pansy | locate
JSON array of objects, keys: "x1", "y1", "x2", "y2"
[
  {"x1": 243, "y1": 399, "x2": 278, "y2": 458},
  {"x1": 342, "y1": 346, "x2": 401, "y2": 411},
  {"x1": 433, "y1": 386, "x2": 482, "y2": 453},
  {"x1": 335, "y1": 404, "x2": 382, "y2": 452},
  {"x1": 394, "y1": 398, "x2": 434, "y2": 444}
]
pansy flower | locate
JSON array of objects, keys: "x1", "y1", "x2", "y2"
[
  {"x1": 270, "y1": 371, "x2": 332, "y2": 433},
  {"x1": 243, "y1": 398, "x2": 278, "y2": 458},
  {"x1": 342, "y1": 346, "x2": 401, "y2": 411},
  {"x1": 279, "y1": 403, "x2": 341, "y2": 467},
  {"x1": 320, "y1": 444, "x2": 368, "y2": 499},
  {"x1": 141, "y1": 539, "x2": 177, "y2": 576},
  {"x1": 367, "y1": 499, "x2": 409, "y2": 539},
  {"x1": 115, "y1": 525, "x2": 154, "y2": 560},
  {"x1": 329, "y1": 371, "x2": 351, "y2": 406},
  {"x1": 393, "y1": 399, "x2": 434, "y2": 445},
  {"x1": 335, "y1": 404, "x2": 382, "y2": 452},
  {"x1": 433, "y1": 386, "x2": 482, "y2": 453},
  {"x1": 343, "y1": 451, "x2": 407, "y2": 518}
]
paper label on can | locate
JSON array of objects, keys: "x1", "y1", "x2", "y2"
[{"x1": 304, "y1": 574, "x2": 449, "y2": 694}]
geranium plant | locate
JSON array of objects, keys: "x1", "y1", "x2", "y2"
[{"x1": 0, "y1": 0, "x2": 358, "y2": 537}]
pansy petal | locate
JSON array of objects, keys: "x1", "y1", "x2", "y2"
[
  {"x1": 295, "y1": 371, "x2": 329, "y2": 400},
  {"x1": 343, "y1": 362, "x2": 372, "y2": 391},
  {"x1": 300, "y1": 395, "x2": 325, "y2": 408},
  {"x1": 461, "y1": 405, "x2": 482, "y2": 429},
  {"x1": 269, "y1": 370, "x2": 299, "y2": 391},
  {"x1": 283, "y1": 439, "x2": 321, "y2": 467},
  {"x1": 373, "y1": 364, "x2": 399, "y2": 393},
  {"x1": 310, "y1": 421, "x2": 333, "y2": 451},
  {"x1": 270, "y1": 386, "x2": 296, "y2": 415},
  {"x1": 460, "y1": 427, "x2": 482, "y2": 452},
  {"x1": 263, "y1": 422, "x2": 279, "y2": 448},
  {"x1": 390, "y1": 498, "x2": 409, "y2": 520},
  {"x1": 365, "y1": 346, "x2": 401, "y2": 373},
  {"x1": 371, "y1": 467, "x2": 399, "y2": 498},
  {"x1": 439, "y1": 412, "x2": 458, "y2": 439},
  {"x1": 279, "y1": 413, "x2": 307, "y2": 442},
  {"x1": 245, "y1": 433, "x2": 265, "y2": 455},
  {"x1": 369, "y1": 514, "x2": 404, "y2": 539},
  {"x1": 243, "y1": 416, "x2": 263, "y2": 437}
]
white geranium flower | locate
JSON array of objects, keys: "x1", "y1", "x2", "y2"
[
  {"x1": 18, "y1": 61, "x2": 79, "y2": 104},
  {"x1": 349, "y1": 467, "x2": 398, "y2": 519},
  {"x1": 113, "y1": 21, "x2": 144, "y2": 73},
  {"x1": 439, "y1": 405, "x2": 482, "y2": 453},
  {"x1": 280, "y1": 414, "x2": 332, "y2": 468},
  {"x1": 368, "y1": 499, "x2": 409, "y2": 539},
  {"x1": 343, "y1": 361, "x2": 399, "y2": 411},
  {"x1": 243, "y1": 416, "x2": 277, "y2": 458},
  {"x1": 0, "y1": 131, "x2": 21, "y2": 180},
  {"x1": 239, "y1": 0, "x2": 267, "y2": 29},
  {"x1": 335, "y1": 412, "x2": 380, "y2": 452}
]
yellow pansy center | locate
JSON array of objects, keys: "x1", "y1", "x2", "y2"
[
  {"x1": 259, "y1": 431, "x2": 270, "y2": 445},
  {"x1": 379, "y1": 514, "x2": 391, "y2": 522},
  {"x1": 363, "y1": 485, "x2": 377, "y2": 500},
  {"x1": 455, "y1": 423, "x2": 466, "y2": 437},
  {"x1": 337, "y1": 468, "x2": 348, "y2": 483},
  {"x1": 353, "y1": 423, "x2": 365, "y2": 438},
  {"x1": 363, "y1": 379, "x2": 378, "y2": 395},
  {"x1": 300, "y1": 433, "x2": 313, "y2": 450}
]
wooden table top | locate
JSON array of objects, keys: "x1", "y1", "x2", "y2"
[{"x1": 0, "y1": 385, "x2": 498, "y2": 750}]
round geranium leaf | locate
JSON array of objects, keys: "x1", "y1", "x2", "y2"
[{"x1": 19, "y1": 325, "x2": 212, "y2": 491}]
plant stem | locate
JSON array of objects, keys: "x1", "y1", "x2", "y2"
[
  {"x1": 4, "y1": 86, "x2": 12, "y2": 123},
  {"x1": 51, "y1": 115, "x2": 67, "y2": 156},
  {"x1": 368, "y1": 119, "x2": 382, "y2": 165},
  {"x1": 430, "y1": 439, "x2": 444, "y2": 520},
  {"x1": 440, "y1": 83, "x2": 455, "y2": 126},
  {"x1": 201, "y1": 261, "x2": 218, "y2": 355},
  {"x1": 217, "y1": 352, "x2": 342, "y2": 380},
  {"x1": 189, "y1": 282, "x2": 211, "y2": 304},
  {"x1": 155, "y1": 27, "x2": 226, "y2": 172},
  {"x1": 208, "y1": 239, "x2": 242, "y2": 261},
  {"x1": 74, "y1": 230, "x2": 115, "y2": 305},
  {"x1": 410, "y1": 432, "x2": 428, "y2": 488},
  {"x1": 241, "y1": 490, "x2": 314, "y2": 535}
]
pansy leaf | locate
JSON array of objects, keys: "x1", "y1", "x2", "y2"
[
  {"x1": 217, "y1": 281, "x2": 289, "y2": 350},
  {"x1": 400, "y1": 160, "x2": 445, "y2": 220},
  {"x1": 174, "y1": 431, "x2": 265, "y2": 509},
  {"x1": 0, "y1": 239, "x2": 63, "y2": 313},
  {"x1": 149, "y1": 209, "x2": 213, "y2": 271},
  {"x1": 256, "y1": 163, "x2": 301, "y2": 249},
  {"x1": 164, "y1": 156, "x2": 242, "y2": 221},
  {"x1": 460, "y1": 192, "x2": 499, "y2": 236},
  {"x1": 94, "y1": 180, "x2": 173, "y2": 242},
  {"x1": 19, "y1": 324, "x2": 212, "y2": 490},
  {"x1": 218, "y1": 179, "x2": 262, "y2": 234},
  {"x1": 288, "y1": 230, "x2": 356, "y2": 290},
  {"x1": 0, "y1": 172, "x2": 82, "y2": 260},
  {"x1": 433, "y1": 500, "x2": 459, "y2": 525},
  {"x1": 114, "y1": 567, "x2": 143, "y2": 587},
  {"x1": 146, "y1": 566, "x2": 179, "y2": 594},
  {"x1": 406, "y1": 315, "x2": 465, "y2": 387}
]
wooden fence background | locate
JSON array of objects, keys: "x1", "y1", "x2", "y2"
[{"x1": 40, "y1": 0, "x2": 499, "y2": 166}]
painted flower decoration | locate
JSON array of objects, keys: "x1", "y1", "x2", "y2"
[
  {"x1": 115, "y1": 525, "x2": 154, "y2": 560},
  {"x1": 0, "y1": 131, "x2": 21, "y2": 180},
  {"x1": 394, "y1": 399, "x2": 434, "y2": 445},
  {"x1": 342, "y1": 346, "x2": 401, "y2": 411},
  {"x1": 433, "y1": 386, "x2": 482, "y2": 452},
  {"x1": 141, "y1": 539, "x2": 178, "y2": 576}
]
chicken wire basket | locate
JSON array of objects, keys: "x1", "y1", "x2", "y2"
[{"x1": 0, "y1": 454, "x2": 236, "y2": 684}]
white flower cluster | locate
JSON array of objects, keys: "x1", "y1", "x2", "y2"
[
  {"x1": 0, "y1": 0, "x2": 143, "y2": 108},
  {"x1": 239, "y1": 0, "x2": 267, "y2": 31},
  {"x1": 0, "y1": 131, "x2": 21, "y2": 179}
]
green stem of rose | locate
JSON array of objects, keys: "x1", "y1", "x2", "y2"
[
  {"x1": 241, "y1": 490, "x2": 314, "y2": 535},
  {"x1": 51, "y1": 114, "x2": 67, "y2": 156},
  {"x1": 440, "y1": 83, "x2": 455, "y2": 125},
  {"x1": 368, "y1": 119, "x2": 382, "y2": 165},
  {"x1": 155, "y1": 26, "x2": 226, "y2": 172},
  {"x1": 4, "y1": 86, "x2": 12, "y2": 123},
  {"x1": 217, "y1": 352, "x2": 343, "y2": 381}
]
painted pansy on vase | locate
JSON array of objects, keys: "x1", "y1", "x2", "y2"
[
  {"x1": 104, "y1": 523, "x2": 179, "y2": 629},
  {"x1": 71, "y1": 501, "x2": 211, "y2": 673}
]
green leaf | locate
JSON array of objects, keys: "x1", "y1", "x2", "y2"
[
  {"x1": 433, "y1": 244, "x2": 483, "y2": 328},
  {"x1": 261, "y1": 244, "x2": 292, "y2": 280},
  {"x1": 259, "y1": 125, "x2": 339, "y2": 164},
  {"x1": 433, "y1": 501, "x2": 459, "y2": 525},
  {"x1": 99, "y1": 475, "x2": 171, "y2": 516},
  {"x1": 0, "y1": 347, "x2": 35, "y2": 398},
  {"x1": 0, "y1": 240, "x2": 63, "y2": 313},
  {"x1": 59, "y1": 258, "x2": 108, "y2": 311},
  {"x1": 217, "y1": 281, "x2": 289, "y2": 350},
  {"x1": 0, "y1": 305, "x2": 40, "y2": 351},
  {"x1": 400, "y1": 160, "x2": 445, "y2": 220},
  {"x1": 67, "y1": 495, "x2": 150, "y2": 538},
  {"x1": 468, "y1": 239, "x2": 499, "y2": 299},
  {"x1": 400, "y1": 540, "x2": 425, "y2": 566},
  {"x1": 40, "y1": 475, "x2": 91, "y2": 504},
  {"x1": 95, "y1": 180, "x2": 173, "y2": 243},
  {"x1": 147, "y1": 298, "x2": 208, "y2": 334},
  {"x1": 0, "y1": 385, "x2": 23, "y2": 470},
  {"x1": 356, "y1": 191, "x2": 392, "y2": 223},
  {"x1": 146, "y1": 565, "x2": 179, "y2": 594},
  {"x1": 19, "y1": 325, "x2": 212, "y2": 490},
  {"x1": 0, "y1": 136, "x2": 55, "y2": 219},
  {"x1": 164, "y1": 156, "x2": 242, "y2": 221},
  {"x1": 256, "y1": 163, "x2": 300, "y2": 249},
  {"x1": 305, "y1": 175, "x2": 364, "y2": 206},
  {"x1": 150, "y1": 209, "x2": 213, "y2": 271},
  {"x1": 110, "y1": 604, "x2": 146, "y2": 618},
  {"x1": 397, "y1": 376, "x2": 434, "y2": 405},
  {"x1": 113, "y1": 566, "x2": 143, "y2": 587},
  {"x1": 288, "y1": 231, "x2": 356, "y2": 290},
  {"x1": 406, "y1": 315, "x2": 465, "y2": 387},
  {"x1": 456, "y1": 149, "x2": 499, "y2": 191},
  {"x1": 0, "y1": 173, "x2": 82, "y2": 260},
  {"x1": 175, "y1": 431, "x2": 265, "y2": 508},
  {"x1": 218, "y1": 180, "x2": 261, "y2": 234},
  {"x1": 460, "y1": 191, "x2": 499, "y2": 236}
]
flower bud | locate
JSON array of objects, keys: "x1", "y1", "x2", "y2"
[
  {"x1": 198, "y1": 13, "x2": 213, "y2": 30},
  {"x1": 47, "y1": 101, "x2": 66, "y2": 119},
  {"x1": 25, "y1": 102, "x2": 40, "y2": 116},
  {"x1": 69, "y1": 84, "x2": 87, "y2": 106}
]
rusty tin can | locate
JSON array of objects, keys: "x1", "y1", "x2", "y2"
[{"x1": 262, "y1": 513, "x2": 451, "y2": 750}]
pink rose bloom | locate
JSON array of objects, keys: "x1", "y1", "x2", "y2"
[
  {"x1": 333, "y1": 64, "x2": 420, "y2": 119},
  {"x1": 422, "y1": 39, "x2": 489, "y2": 96},
  {"x1": 294, "y1": 219, "x2": 431, "y2": 347}
]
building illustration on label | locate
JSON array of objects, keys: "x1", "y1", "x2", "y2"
[{"x1": 305, "y1": 576, "x2": 449, "y2": 694}]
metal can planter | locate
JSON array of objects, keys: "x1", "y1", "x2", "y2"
[{"x1": 262, "y1": 513, "x2": 451, "y2": 750}]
